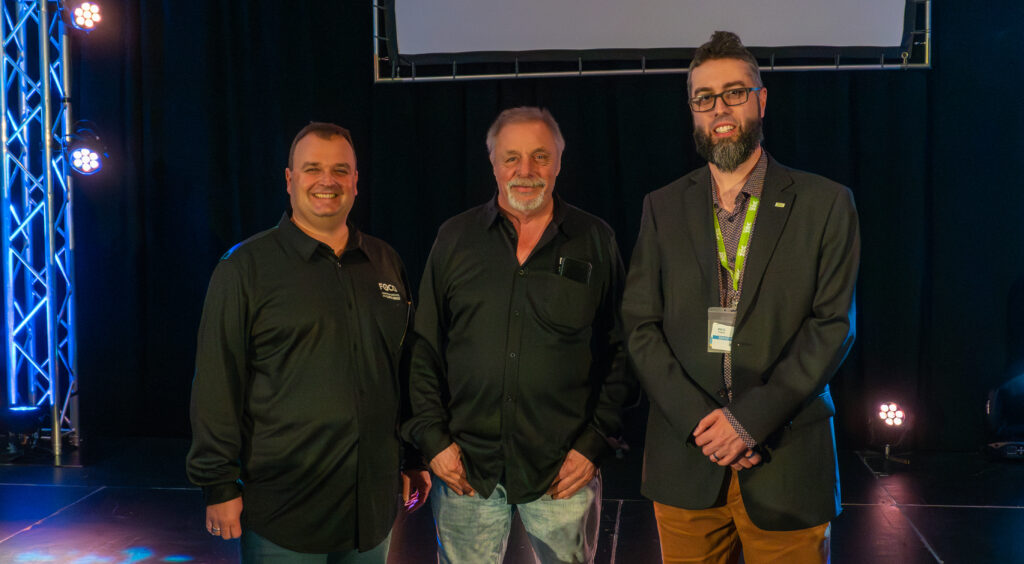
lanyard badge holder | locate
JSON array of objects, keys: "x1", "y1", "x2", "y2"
[{"x1": 707, "y1": 197, "x2": 759, "y2": 353}]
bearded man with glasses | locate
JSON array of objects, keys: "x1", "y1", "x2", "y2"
[{"x1": 623, "y1": 31, "x2": 860, "y2": 563}]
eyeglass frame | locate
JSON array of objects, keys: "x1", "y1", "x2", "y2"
[{"x1": 688, "y1": 87, "x2": 763, "y2": 113}]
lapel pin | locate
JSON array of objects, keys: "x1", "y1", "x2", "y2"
[{"x1": 774, "y1": 202, "x2": 786, "y2": 208}]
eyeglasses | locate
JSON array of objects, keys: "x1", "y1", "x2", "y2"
[{"x1": 688, "y1": 87, "x2": 762, "y2": 112}]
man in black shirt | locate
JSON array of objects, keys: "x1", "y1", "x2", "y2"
[
  {"x1": 187, "y1": 123, "x2": 430, "y2": 563},
  {"x1": 402, "y1": 107, "x2": 631, "y2": 563}
]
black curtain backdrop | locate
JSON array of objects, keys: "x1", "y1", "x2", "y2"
[{"x1": 61, "y1": 2, "x2": 1024, "y2": 451}]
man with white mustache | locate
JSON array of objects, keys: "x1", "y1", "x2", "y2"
[
  {"x1": 188, "y1": 123, "x2": 430, "y2": 563},
  {"x1": 623, "y1": 32, "x2": 860, "y2": 563},
  {"x1": 403, "y1": 107, "x2": 633, "y2": 563}
]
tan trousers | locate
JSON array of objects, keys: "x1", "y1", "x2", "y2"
[{"x1": 652, "y1": 471, "x2": 830, "y2": 564}]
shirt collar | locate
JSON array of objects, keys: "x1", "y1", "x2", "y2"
[
  {"x1": 277, "y1": 212, "x2": 363, "y2": 261},
  {"x1": 711, "y1": 148, "x2": 769, "y2": 209},
  {"x1": 483, "y1": 192, "x2": 568, "y2": 232}
]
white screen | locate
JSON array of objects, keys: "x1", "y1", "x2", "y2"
[{"x1": 393, "y1": 0, "x2": 906, "y2": 55}]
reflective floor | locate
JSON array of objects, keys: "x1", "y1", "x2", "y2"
[{"x1": 1, "y1": 438, "x2": 1023, "y2": 563}]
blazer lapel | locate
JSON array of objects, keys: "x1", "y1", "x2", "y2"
[
  {"x1": 680, "y1": 167, "x2": 720, "y2": 308},
  {"x1": 736, "y1": 159, "x2": 794, "y2": 326}
]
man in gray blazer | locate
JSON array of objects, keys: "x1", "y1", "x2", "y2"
[{"x1": 622, "y1": 31, "x2": 859, "y2": 563}]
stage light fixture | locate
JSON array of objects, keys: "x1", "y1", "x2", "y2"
[
  {"x1": 0, "y1": 406, "x2": 44, "y2": 435},
  {"x1": 71, "y1": 147, "x2": 101, "y2": 174},
  {"x1": 70, "y1": 2, "x2": 102, "y2": 31},
  {"x1": 0, "y1": 407, "x2": 44, "y2": 463},
  {"x1": 985, "y1": 373, "x2": 1024, "y2": 459},
  {"x1": 865, "y1": 399, "x2": 911, "y2": 470},
  {"x1": 878, "y1": 402, "x2": 906, "y2": 427},
  {"x1": 65, "y1": 123, "x2": 108, "y2": 176}
]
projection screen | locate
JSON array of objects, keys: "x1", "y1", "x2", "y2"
[{"x1": 374, "y1": 0, "x2": 929, "y2": 82}]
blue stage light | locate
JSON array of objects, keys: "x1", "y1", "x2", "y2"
[
  {"x1": 71, "y1": 147, "x2": 102, "y2": 174},
  {"x1": 0, "y1": 405, "x2": 43, "y2": 434},
  {"x1": 65, "y1": 123, "x2": 108, "y2": 176}
]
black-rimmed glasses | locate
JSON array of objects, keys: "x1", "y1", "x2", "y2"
[{"x1": 688, "y1": 87, "x2": 762, "y2": 112}]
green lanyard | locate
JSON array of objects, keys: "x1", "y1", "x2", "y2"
[{"x1": 713, "y1": 195, "x2": 760, "y2": 292}]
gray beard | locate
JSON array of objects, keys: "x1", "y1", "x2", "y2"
[
  {"x1": 694, "y1": 118, "x2": 763, "y2": 172},
  {"x1": 504, "y1": 180, "x2": 547, "y2": 213}
]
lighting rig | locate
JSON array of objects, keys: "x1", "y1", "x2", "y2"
[{"x1": 1, "y1": 0, "x2": 107, "y2": 465}]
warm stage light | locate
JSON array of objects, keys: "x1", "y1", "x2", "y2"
[
  {"x1": 70, "y1": 2, "x2": 102, "y2": 31},
  {"x1": 879, "y1": 402, "x2": 906, "y2": 427},
  {"x1": 867, "y1": 399, "x2": 911, "y2": 468}
]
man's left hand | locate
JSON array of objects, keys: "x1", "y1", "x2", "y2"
[
  {"x1": 546, "y1": 449, "x2": 596, "y2": 500},
  {"x1": 402, "y1": 469, "x2": 432, "y2": 512},
  {"x1": 693, "y1": 409, "x2": 749, "y2": 466}
]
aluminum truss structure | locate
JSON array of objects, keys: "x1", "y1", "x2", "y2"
[{"x1": 1, "y1": 0, "x2": 77, "y2": 464}]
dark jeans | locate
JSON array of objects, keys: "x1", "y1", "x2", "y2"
[{"x1": 239, "y1": 529, "x2": 390, "y2": 564}]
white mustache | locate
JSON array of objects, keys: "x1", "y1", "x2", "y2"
[{"x1": 506, "y1": 177, "x2": 546, "y2": 189}]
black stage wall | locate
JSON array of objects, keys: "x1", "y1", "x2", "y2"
[{"x1": 65, "y1": 2, "x2": 1023, "y2": 451}]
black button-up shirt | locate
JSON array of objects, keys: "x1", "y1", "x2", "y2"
[
  {"x1": 402, "y1": 196, "x2": 631, "y2": 503},
  {"x1": 186, "y1": 213, "x2": 411, "y2": 553}
]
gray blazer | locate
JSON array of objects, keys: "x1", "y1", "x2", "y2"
[{"x1": 622, "y1": 157, "x2": 859, "y2": 531}]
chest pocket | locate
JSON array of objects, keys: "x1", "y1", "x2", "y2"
[
  {"x1": 370, "y1": 287, "x2": 410, "y2": 361},
  {"x1": 526, "y1": 271, "x2": 597, "y2": 334}
]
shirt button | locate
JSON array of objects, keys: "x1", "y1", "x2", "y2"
[
  {"x1": 518, "y1": 269, "x2": 525, "y2": 276},
  {"x1": 505, "y1": 394, "x2": 514, "y2": 403},
  {"x1": 509, "y1": 352, "x2": 517, "y2": 359},
  {"x1": 717, "y1": 389, "x2": 728, "y2": 399},
  {"x1": 513, "y1": 310, "x2": 520, "y2": 317}
]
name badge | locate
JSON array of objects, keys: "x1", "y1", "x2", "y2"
[{"x1": 707, "y1": 307, "x2": 737, "y2": 353}]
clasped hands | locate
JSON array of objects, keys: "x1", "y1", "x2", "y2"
[
  {"x1": 429, "y1": 443, "x2": 594, "y2": 500},
  {"x1": 693, "y1": 408, "x2": 762, "y2": 470}
]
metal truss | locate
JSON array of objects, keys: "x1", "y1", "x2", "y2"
[{"x1": 1, "y1": 0, "x2": 77, "y2": 464}]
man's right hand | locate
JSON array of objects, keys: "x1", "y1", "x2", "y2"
[
  {"x1": 429, "y1": 443, "x2": 475, "y2": 496},
  {"x1": 729, "y1": 449, "x2": 763, "y2": 471},
  {"x1": 206, "y1": 496, "x2": 243, "y2": 539}
]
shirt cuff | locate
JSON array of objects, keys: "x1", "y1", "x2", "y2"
[
  {"x1": 571, "y1": 425, "x2": 613, "y2": 466},
  {"x1": 202, "y1": 482, "x2": 242, "y2": 506},
  {"x1": 400, "y1": 441, "x2": 427, "y2": 471},
  {"x1": 722, "y1": 407, "x2": 757, "y2": 449},
  {"x1": 417, "y1": 424, "x2": 453, "y2": 464}
]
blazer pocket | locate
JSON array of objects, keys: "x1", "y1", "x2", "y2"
[{"x1": 787, "y1": 392, "x2": 836, "y2": 430}]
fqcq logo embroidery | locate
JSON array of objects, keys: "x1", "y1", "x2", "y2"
[{"x1": 378, "y1": 282, "x2": 401, "y2": 301}]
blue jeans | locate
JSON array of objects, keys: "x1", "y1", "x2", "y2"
[
  {"x1": 431, "y1": 474, "x2": 601, "y2": 564},
  {"x1": 239, "y1": 529, "x2": 390, "y2": 564}
]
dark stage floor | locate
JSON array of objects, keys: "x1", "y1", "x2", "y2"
[{"x1": 1, "y1": 439, "x2": 1022, "y2": 563}]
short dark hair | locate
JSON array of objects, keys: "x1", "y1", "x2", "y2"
[
  {"x1": 288, "y1": 122, "x2": 356, "y2": 168},
  {"x1": 687, "y1": 31, "x2": 762, "y2": 94}
]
